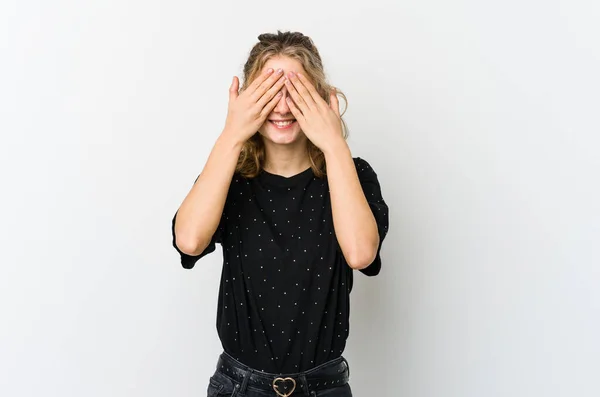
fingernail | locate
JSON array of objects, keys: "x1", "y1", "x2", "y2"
[
  {"x1": 267, "y1": 68, "x2": 273, "y2": 73},
  {"x1": 276, "y1": 68, "x2": 283, "y2": 74},
  {"x1": 288, "y1": 71, "x2": 294, "y2": 78}
]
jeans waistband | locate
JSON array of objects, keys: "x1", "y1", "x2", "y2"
[{"x1": 215, "y1": 351, "x2": 350, "y2": 396}]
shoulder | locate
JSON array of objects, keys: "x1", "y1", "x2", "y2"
[
  {"x1": 352, "y1": 157, "x2": 379, "y2": 178},
  {"x1": 231, "y1": 172, "x2": 248, "y2": 185},
  {"x1": 352, "y1": 156, "x2": 372, "y2": 169},
  {"x1": 219, "y1": 172, "x2": 249, "y2": 206}
]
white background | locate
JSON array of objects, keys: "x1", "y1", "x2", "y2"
[{"x1": 1, "y1": 1, "x2": 599, "y2": 396}]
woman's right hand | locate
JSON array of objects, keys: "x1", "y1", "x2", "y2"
[{"x1": 222, "y1": 68, "x2": 287, "y2": 143}]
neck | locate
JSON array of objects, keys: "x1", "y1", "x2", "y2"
[{"x1": 262, "y1": 141, "x2": 311, "y2": 177}]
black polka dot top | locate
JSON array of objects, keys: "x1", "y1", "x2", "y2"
[{"x1": 172, "y1": 157, "x2": 389, "y2": 374}]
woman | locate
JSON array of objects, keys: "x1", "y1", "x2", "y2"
[{"x1": 172, "y1": 31, "x2": 389, "y2": 397}]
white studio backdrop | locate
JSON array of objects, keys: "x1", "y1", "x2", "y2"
[{"x1": 1, "y1": 1, "x2": 599, "y2": 396}]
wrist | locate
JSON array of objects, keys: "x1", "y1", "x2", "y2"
[
  {"x1": 218, "y1": 129, "x2": 246, "y2": 151},
  {"x1": 321, "y1": 136, "x2": 350, "y2": 157}
]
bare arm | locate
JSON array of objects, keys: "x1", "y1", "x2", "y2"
[
  {"x1": 282, "y1": 71, "x2": 379, "y2": 270},
  {"x1": 173, "y1": 133, "x2": 243, "y2": 256},
  {"x1": 325, "y1": 142, "x2": 380, "y2": 270},
  {"x1": 174, "y1": 68, "x2": 287, "y2": 256}
]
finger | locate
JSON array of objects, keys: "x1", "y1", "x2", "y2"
[
  {"x1": 255, "y1": 74, "x2": 286, "y2": 109},
  {"x1": 259, "y1": 91, "x2": 284, "y2": 119},
  {"x1": 287, "y1": 72, "x2": 316, "y2": 110},
  {"x1": 330, "y1": 88, "x2": 340, "y2": 117},
  {"x1": 251, "y1": 68, "x2": 285, "y2": 102},
  {"x1": 285, "y1": 96, "x2": 305, "y2": 124},
  {"x1": 296, "y1": 72, "x2": 327, "y2": 108},
  {"x1": 247, "y1": 67, "x2": 275, "y2": 93},
  {"x1": 229, "y1": 76, "x2": 239, "y2": 102},
  {"x1": 284, "y1": 75, "x2": 310, "y2": 114}
]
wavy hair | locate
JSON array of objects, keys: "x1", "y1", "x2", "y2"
[{"x1": 235, "y1": 31, "x2": 348, "y2": 179}]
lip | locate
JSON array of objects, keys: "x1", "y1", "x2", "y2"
[{"x1": 269, "y1": 120, "x2": 297, "y2": 130}]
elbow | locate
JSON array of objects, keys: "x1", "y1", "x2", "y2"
[
  {"x1": 174, "y1": 213, "x2": 210, "y2": 256},
  {"x1": 346, "y1": 251, "x2": 377, "y2": 270},
  {"x1": 345, "y1": 240, "x2": 379, "y2": 270},
  {"x1": 175, "y1": 233, "x2": 208, "y2": 256},
  {"x1": 346, "y1": 246, "x2": 377, "y2": 270}
]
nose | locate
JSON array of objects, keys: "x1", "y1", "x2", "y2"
[{"x1": 273, "y1": 86, "x2": 291, "y2": 115}]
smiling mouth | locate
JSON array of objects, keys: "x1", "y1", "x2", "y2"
[{"x1": 269, "y1": 120, "x2": 297, "y2": 129}]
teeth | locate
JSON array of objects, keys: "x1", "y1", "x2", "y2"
[{"x1": 272, "y1": 120, "x2": 294, "y2": 126}]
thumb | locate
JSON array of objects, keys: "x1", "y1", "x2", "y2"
[{"x1": 229, "y1": 76, "x2": 239, "y2": 101}]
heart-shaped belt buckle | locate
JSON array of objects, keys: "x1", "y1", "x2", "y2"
[{"x1": 272, "y1": 377, "x2": 296, "y2": 397}]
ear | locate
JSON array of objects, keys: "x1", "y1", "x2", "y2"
[{"x1": 330, "y1": 88, "x2": 340, "y2": 117}]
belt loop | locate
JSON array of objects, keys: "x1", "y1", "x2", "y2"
[
  {"x1": 298, "y1": 374, "x2": 310, "y2": 396},
  {"x1": 239, "y1": 366, "x2": 253, "y2": 394}
]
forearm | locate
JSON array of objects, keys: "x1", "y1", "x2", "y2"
[
  {"x1": 174, "y1": 131, "x2": 243, "y2": 255},
  {"x1": 324, "y1": 141, "x2": 379, "y2": 269}
]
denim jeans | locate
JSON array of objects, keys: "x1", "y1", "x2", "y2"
[{"x1": 207, "y1": 352, "x2": 353, "y2": 397}]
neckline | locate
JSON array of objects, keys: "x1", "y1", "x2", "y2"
[{"x1": 258, "y1": 166, "x2": 314, "y2": 187}]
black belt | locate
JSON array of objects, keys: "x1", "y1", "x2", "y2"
[{"x1": 215, "y1": 352, "x2": 350, "y2": 396}]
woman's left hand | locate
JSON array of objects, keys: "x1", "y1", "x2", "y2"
[{"x1": 284, "y1": 71, "x2": 345, "y2": 153}]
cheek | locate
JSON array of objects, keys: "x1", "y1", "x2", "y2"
[{"x1": 257, "y1": 120, "x2": 269, "y2": 132}]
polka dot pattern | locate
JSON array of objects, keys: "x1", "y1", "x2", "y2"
[{"x1": 172, "y1": 157, "x2": 389, "y2": 373}]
